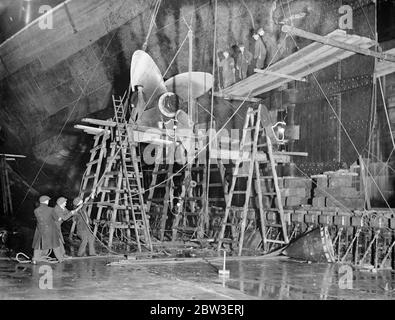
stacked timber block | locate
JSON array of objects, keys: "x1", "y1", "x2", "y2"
[
  {"x1": 311, "y1": 170, "x2": 364, "y2": 209},
  {"x1": 281, "y1": 177, "x2": 312, "y2": 208},
  {"x1": 256, "y1": 177, "x2": 311, "y2": 208}
]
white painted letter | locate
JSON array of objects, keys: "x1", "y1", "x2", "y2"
[
  {"x1": 39, "y1": 265, "x2": 53, "y2": 289},
  {"x1": 339, "y1": 5, "x2": 353, "y2": 30},
  {"x1": 38, "y1": 5, "x2": 53, "y2": 30},
  {"x1": 338, "y1": 265, "x2": 353, "y2": 289}
]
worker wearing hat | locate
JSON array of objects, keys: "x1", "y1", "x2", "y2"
[
  {"x1": 73, "y1": 197, "x2": 96, "y2": 257},
  {"x1": 236, "y1": 43, "x2": 253, "y2": 80},
  {"x1": 31, "y1": 195, "x2": 64, "y2": 263},
  {"x1": 253, "y1": 28, "x2": 267, "y2": 69},
  {"x1": 54, "y1": 197, "x2": 80, "y2": 258}
]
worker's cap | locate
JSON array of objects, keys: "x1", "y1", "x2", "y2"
[
  {"x1": 39, "y1": 195, "x2": 50, "y2": 203},
  {"x1": 73, "y1": 197, "x2": 83, "y2": 206},
  {"x1": 238, "y1": 43, "x2": 245, "y2": 48},
  {"x1": 56, "y1": 197, "x2": 67, "y2": 206},
  {"x1": 257, "y1": 27, "x2": 265, "y2": 33}
]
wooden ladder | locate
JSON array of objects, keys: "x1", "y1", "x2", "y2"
[
  {"x1": 112, "y1": 95, "x2": 153, "y2": 252},
  {"x1": 259, "y1": 127, "x2": 289, "y2": 252},
  {"x1": 146, "y1": 155, "x2": 176, "y2": 241},
  {"x1": 0, "y1": 155, "x2": 12, "y2": 216},
  {"x1": 171, "y1": 158, "x2": 228, "y2": 241},
  {"x1": 69, "y1": 125, "x2": 110, "y2": 239},
  {"x1": 216, "y1": 105, "x2": 289, "y2": 256}
]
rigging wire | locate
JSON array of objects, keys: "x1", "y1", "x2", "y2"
[
  {"x1": 204, "y1": 0, "x2": 218, "y2": 226},
  {"x1": 17, "y1": 0, "x2": 132, "y2": 211},
  {"x1": 282, "y1": 2, "x2": 394, "y2": 213},
  {"x1": 142, "y1": 0, "x2": 162, "y2": 51}
]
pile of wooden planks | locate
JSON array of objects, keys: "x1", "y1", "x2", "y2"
[{"x1": 310, "y1": 171, "x2": 364, "y2": 209}]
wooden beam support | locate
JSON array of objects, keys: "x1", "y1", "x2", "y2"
[
  {"x1": 0, "y1": 154, "x2": 26, "y2": 158},
  {"x1": 254, "y1": 69, "x2": 307, "y2": 82},
  {"x1": 282, "y1": 25, "x2": 395, "y2": 63},
  {"x1": 213, "y1": 92, "x2": 261, "y2": 102}
]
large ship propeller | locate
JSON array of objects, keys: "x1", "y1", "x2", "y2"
[{"x1": 129, "y1": 50, "x2": 213, "y2": 130}]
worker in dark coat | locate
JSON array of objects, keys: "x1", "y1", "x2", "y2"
[
  {"x1": 253, "y1": 32, "x2": 267, "y2": 69},
  {"x1": 257, "y1": 27, "x2": 278, "y2": 67},
  {"x1": 236, "y1": 43, "x2": 253, "y2": 80},
  {"x1": 218, "y1": 50, "x2": 236, "y2": 88},
  {"x1": 73, "y1": 197, "x2": 96, "y2": 257},
  {"x1": 32, "y1": 195, "x2": 64, "y2": 263},
  {"x1": 54, "y1": 197, "x2": 78, "y2": 258}
]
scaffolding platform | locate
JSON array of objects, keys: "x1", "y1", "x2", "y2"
[{"x1": 221, "y1": 29, "x2": 375, "y2": 98}]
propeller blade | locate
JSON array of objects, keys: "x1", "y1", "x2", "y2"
[
  {"x1": 164, "y1": 72, "x2": 213, "y2": 101},
  {"x1": 130, "y1": 50, "x2": 168, "y2": 117}
]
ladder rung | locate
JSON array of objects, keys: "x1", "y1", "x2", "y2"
[
  {"x1": 209, "y1": 183, "x2": 223, "y2": 187},
  {"x1": 90, "y1": 144, "x2": 105, "y2": 153},
  {"x1": 265, "y1": 239, "x2": 287, "y2": 245},
  {"x1": 266, "y1": 223, "x2": 283, "y2": 228},
  {"x1": 223, "y1": 223, "x2": 237, "y2": 226},
  {"x1": 257, "y1": 143, "x2": 267, "y2": 148},
  {"x1": 84, "y1": 174, "x2": 96, "y2": 179},
  {"x1": 233, "y1": 191, "x2": 246, "y2": 194},
  {"x1": 262, "y1": 192, "x2": 277, "y2": 196},
  {"x1": 87, "y1": 159, "x2": 99, "y2": 166},
  {"x1": 235, "y1": 173, "x2": 250, "y2": 177},
  {"x1": 209, "y1": 198, "x2": 226, "y2": 202},
  {"x1": 176, "y1": 227, "x2": 197, "y2": 231},
  {"x1": 185, "y1": 197, "x2": 203, "y2": 201},
  {"x1": 260, "y1": 176, "x2": 274, "y2": 179}
]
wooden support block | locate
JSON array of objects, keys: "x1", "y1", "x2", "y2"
[
  {"x1": 333, "y1": 215, "x2": 351, "y2": 227},
  {"x1": 283, "y1": 177, "x2": 312, "y2": 188},
  {"x1": 328, "y1": 176, "x2": 353, "y2": 188},
  {"x1": 326, "y1": 198, "x2": 364, "y2": 209},
  {"x1": 314, "y1": 187, "x2": 361, "y2": 198},
  {"x1": 307, "y1": 209, "x2": 322, "y2": 216},
  {"x1": 285, "y1": 197, "x2": 305, "y2": 207},
  {"x1": 351, "y1": 216, "x2": 364, "y2": 228},
  {"x1": 319, "y1": 215, "x2": 333, "y2": 225},
  {"x1": 305, "y1": 214, "x2": 318, "y2": 225},
  {"x1": 281, "y1": 187, "x2": 308, "y2": 198},
  {"x1": 312, "y1": 175, "x2": 328, "y2": 188},
  {"x1": 283, "y1": 211, "x2": 292, "y2": 225},
  {"x1": 291, "y1": 210, "x2": 306, "y2": 223},
  {"x1": 372, "y1": 217, "x2": 389, "y2": 229},
  {"x1": 390, "y1": 219, "x2": 395, "y2": 229},
  {"x1": 312, "y1": 197, "x2": 326, "y2": 207}
]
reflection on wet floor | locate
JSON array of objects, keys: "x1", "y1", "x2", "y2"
[{"x1": 1, "y1": 256, "x2": 395, "y2": 299}]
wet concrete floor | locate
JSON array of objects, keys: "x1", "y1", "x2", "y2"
[{"x1": 1, "y1": 256, "x2": 395, "y2": 299}]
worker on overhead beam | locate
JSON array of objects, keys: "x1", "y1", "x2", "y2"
[
  {"x1": 54, "y1": 197, "x2": 80, "y2": 258},
  {"x1": 72, "y1": 197, "x2": 97, "y2": 257},
  {"x1": 253, "y1": 30, "x2": 267, "y2": 69},
  {"x1": 31, "y1": 195, "x2": 64, "y2": 263},
  {"x1": 218, "y1": 50, "x2": 236, "y2": 88},
  {"x1": 236, "y1": 43, "x2": 253, "y2": 80}
]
